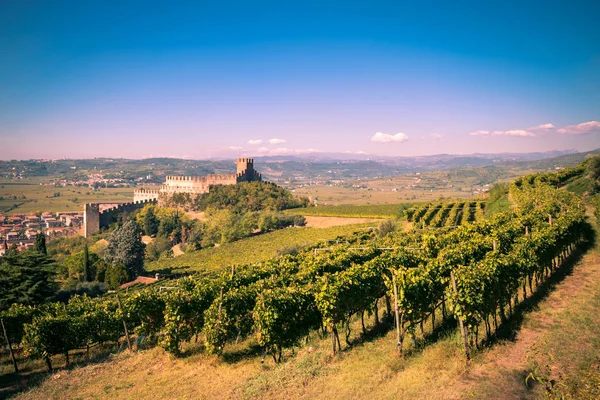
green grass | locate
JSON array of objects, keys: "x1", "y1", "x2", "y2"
[
  {"x1": 0, "y1": 183, "x2": 133, "y2": 215},
  {"x1": 485, "y1": 195, "x2": 511, "y2": 218},
  {"x1": 566, "y1": 176, "x2": 594, "y2": 196},
  {"x1": 146, "y1": 223, "x2": 377, "y2": 274},
  {"x1": 284, "y1": 203, "x2": 412, "y2": 219}
]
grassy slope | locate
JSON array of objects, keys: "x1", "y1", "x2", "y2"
[
  {"x1": 283, "y1": 203, "x2": 411, "y2": 219},
  {"x1": 9, "y1": 213, "x2": 600, "y2": 399},
  {"x1": 145, "y1": 223, "x2": 377, "y2": 274}
]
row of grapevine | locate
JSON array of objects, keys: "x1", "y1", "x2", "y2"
[
  {"x1": 460, "y1": 202, "x2": 475, "y2": 225},
  {"x1": 445, "y1": 202, "x2": 464, "y2": 227},
  {"x1": 428, "y1": 202, "x2": 453, "y2": 228},
  {"x1": 405, "y1": 201, "x2": 485, "y2": 228}
]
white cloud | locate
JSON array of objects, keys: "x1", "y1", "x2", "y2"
[
  {"x1": 371, "y1": 132, "x2": 409, "y2": 143},
  {"x1": 498, "y1": 129, "x2": 535, "y2": 137},
  {"x1": 252, "y1": 147, "x2": 321, "y2": 156},
  {"x1": 247, "y1": 139, "x2": 263, "y2": 145},
  {"x1": 228, "y1": 146, "x2": 242, "y2": 150},
  {"x1": 556, "y1": 120, "x2": 600, "y2": 135},
  {"x1": 268, "y1": 138, "x2": 286, "y2": 145},
  {"x1": 470, "y1": 129, "x2": 534, "y2": 137},
  {"x1": 430, "y1": 133, "x2": 443, "y2": 140},
  {"x1": 343, "y1": 150, "x2": 368, "y2": 155},
  {"x1": 470, "y1": 120, "x2": 600, "y2": 138},
  {"x1": 529, "y1": 123, "x2": 555, "y2": 130}
]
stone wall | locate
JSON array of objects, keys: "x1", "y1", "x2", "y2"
[
  {"x1": 83, "y1": 199, "x2": 157, "y2": 237},
  {"x1": 133, "y1": 188, "x2": 160, "y2": 202}
]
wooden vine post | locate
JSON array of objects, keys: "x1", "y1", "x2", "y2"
[
  {"x1": 1, "y1": 318, "x2": 18, "y2": 373},
  {"x1": 450, "y1": 271, "x2": 471, "y2": 360},
  {"x1": 116, "y1": 294, "x2": 132, "y2": 352},
  {"x1": 326, "y1": 276, "x2": 334, "y2": 356},
  {"x1": 392, "y1": 273, "x2": 402, "y2": 356},
  {"x1": 218, "y1": 287, "x2": 224, "y2": 314}
]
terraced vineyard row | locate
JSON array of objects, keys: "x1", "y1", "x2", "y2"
[{"x1": 404, "y1": 201, "x2": 486, "y2": 228}]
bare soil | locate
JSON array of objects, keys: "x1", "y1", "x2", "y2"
[{"x1": 303, "y1": 216, "x2": 380, "y2": 228}]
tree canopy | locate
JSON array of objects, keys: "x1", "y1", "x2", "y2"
[
  {"x1": 0, "y1": 251, "x2": 57, "y2": 311},
  {"x1": 104, "y1": 219, "x2": 146, "y2": 282},
  {"x1": 192, "y1": 181, "x2": 309, "y2": 212}
]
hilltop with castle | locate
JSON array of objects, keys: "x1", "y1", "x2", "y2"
[
  {"x1": 83, "y1": 158, "x2": 262, "y2": 237},
  {"x1": 133, "y1": 158, "x2": 262, "y2": 203}
]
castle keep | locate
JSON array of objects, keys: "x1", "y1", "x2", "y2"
[{"x1": 133, "y1": 158, "x2": 261, "y2": 203}]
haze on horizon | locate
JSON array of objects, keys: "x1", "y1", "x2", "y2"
[{"x1": 1, "y1": 1, "x2": 599, "y2": 161}]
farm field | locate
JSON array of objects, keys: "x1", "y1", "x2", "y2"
[
  {"x1": 145, "y1": 222, "x2": 378, "y2": 274},
  {"x1": 291, "y1": 183, "x2": 474, "y2": 205},
  {"x1": 288, "y1": 165, "x2": 536, "y2": 206},
  {"x1": 0, "y1": 182, "x2": 133, "y2": 215}
]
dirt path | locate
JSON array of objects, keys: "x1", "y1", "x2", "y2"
[
  {"x1": 448, "y1": 245, "x2": 600, "y2": 399},
  {"x1": 303, "y1": 216, "x2": 380, "y2": 228},
  {"x1": 185, "y1": 210, "x2": 206, "y2": 221},
  {"x1": 171, "y1": 243, "x2": 185, "y2": 257}
]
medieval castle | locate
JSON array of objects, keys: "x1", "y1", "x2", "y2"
[
  {"x1": 133, "y1": 158, "x2": 261, "y2": 203},
  {"x1": 83, "y1": 158, "x2": 261, "y2": 237}
]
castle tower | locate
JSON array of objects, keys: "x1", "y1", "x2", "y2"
[
  {"x1": 236, "y1": 158, "x2": 254, "y2": 176},
  {"x1": 84, "y1": 203, "x2": 100, "y2": 238}
]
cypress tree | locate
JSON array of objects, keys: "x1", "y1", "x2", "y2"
[
  {"x1": 33, "y1": 233, "x2": 47, "y2": 255},
  {"x1": 143, "y1": 206, "x2": 159, "y2": 236},
  {"x1": 82, "y1": 242, "x2": 90, "y2": 282}
]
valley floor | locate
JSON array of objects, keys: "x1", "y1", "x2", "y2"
[{"x1": 5, "y1": 225, "x2": 600, "y2": 400}]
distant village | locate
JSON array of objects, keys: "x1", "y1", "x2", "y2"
[{"x1": 0, "y1": 211, "x2": 82, "y2": 256}]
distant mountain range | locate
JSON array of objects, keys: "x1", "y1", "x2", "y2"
[
  {"x1": 253, "y1": 149, "x2": 599, "y2": 183},
  {"x1": 1, "y1": 149, "x2": 598, "y2": 184},
  {"x1": 252, "y1": 149, "x2": 579, "y2": 165}
]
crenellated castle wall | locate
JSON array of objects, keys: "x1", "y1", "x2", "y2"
[
  {"x1": 133, "y1": 188, "x2": 160, "y2": 202},
  {"x1": 132, "y1": 158, "x2": 262, "y2": 205},
  {"x1": 83, "y1": 199, "x2": 157, "y2": 237}
]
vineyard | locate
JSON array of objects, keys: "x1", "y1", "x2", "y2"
[
  {"x1": 404, "y1": 200, "x2": 486, "y2": 228},
  {"x1": 144, "y1": 222, "x2": 377, "y2": 274},
  {"x1": 0, "y1": 163, "x2": 593, "y2": 381}
]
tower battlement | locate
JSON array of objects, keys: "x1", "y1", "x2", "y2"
[{"x1": 236, "y1": 158, "x2": 254, "y2": 175}]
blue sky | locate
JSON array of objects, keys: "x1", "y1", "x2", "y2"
[{"x1": 1, "y1": 0, "x2": 599, "y2": 159}]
